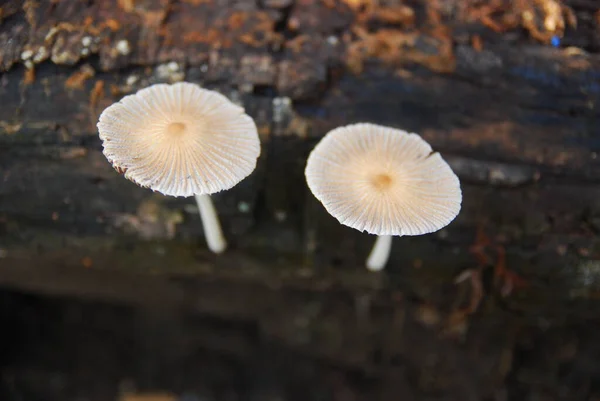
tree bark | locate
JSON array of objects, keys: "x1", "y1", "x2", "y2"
[{"x1": 1, "y1": 0, "x2": 600, "y2": 400}]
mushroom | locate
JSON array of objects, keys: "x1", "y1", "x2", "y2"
[
  {"x1": 98, "y1": 82, "x2": 261, "y2": 253},
  {"x1": 305, "y1": 123, "x2": 461, "y2": 271}
]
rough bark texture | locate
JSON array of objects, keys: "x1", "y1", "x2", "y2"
[{"x1": 1, "y1": 0, "x2": 600, "y2": 400}]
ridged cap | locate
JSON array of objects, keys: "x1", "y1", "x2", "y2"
[
  {"x1": 305, "y1": 123, "x2": 462, "y2": 236},
  {"x1": 98, "y1": 82, "x2": 260, "y2": 197}
]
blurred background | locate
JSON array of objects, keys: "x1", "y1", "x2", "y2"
[{"x1": 1, "y1": 0, "x2": 600, "y2": 400}]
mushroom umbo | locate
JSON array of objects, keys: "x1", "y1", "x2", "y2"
[
  {"x1": 305, "y1": 123, "x2": 461, "y2": 271},
  {"x1": 98, "y1": 82, "x2": 260, "y2": 253}
]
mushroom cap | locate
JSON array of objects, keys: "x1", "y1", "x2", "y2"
[
  {"x1": 98, "y1": 82, "x2": 260, "y2": 197},
  {"x1": 305, "y1": 123, "x2": 462, "y2": 236}
]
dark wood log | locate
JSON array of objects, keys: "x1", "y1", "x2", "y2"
[{"x1": 1, "y1": 0, "x2": 600, "y2": 400}]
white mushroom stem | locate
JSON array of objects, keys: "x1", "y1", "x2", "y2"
[
  {"x1": 366, "y1": 235, "x2": 393, "y2": 271},
  {"x1": 194, "y1": 194, "x2": 227, "y2": 254}
]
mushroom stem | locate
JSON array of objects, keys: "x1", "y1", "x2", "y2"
[
  {"x1": 366, "y1": 235, "x2": 392, "y2": 271},
  {"x1": 194, "y1": 194, "x2": 227, "y2": 254}
]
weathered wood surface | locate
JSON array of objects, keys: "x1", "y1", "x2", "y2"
[{"x1": 1, "y1": 0, "x2": 600, "y2": 400}]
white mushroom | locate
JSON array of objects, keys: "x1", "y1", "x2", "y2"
[
  {"x1": 98, "y1": 82, "x2": 261, "y2": 253},
  {"x1": 305, "y1": 123, "x2": 462, "y2": 271}
]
